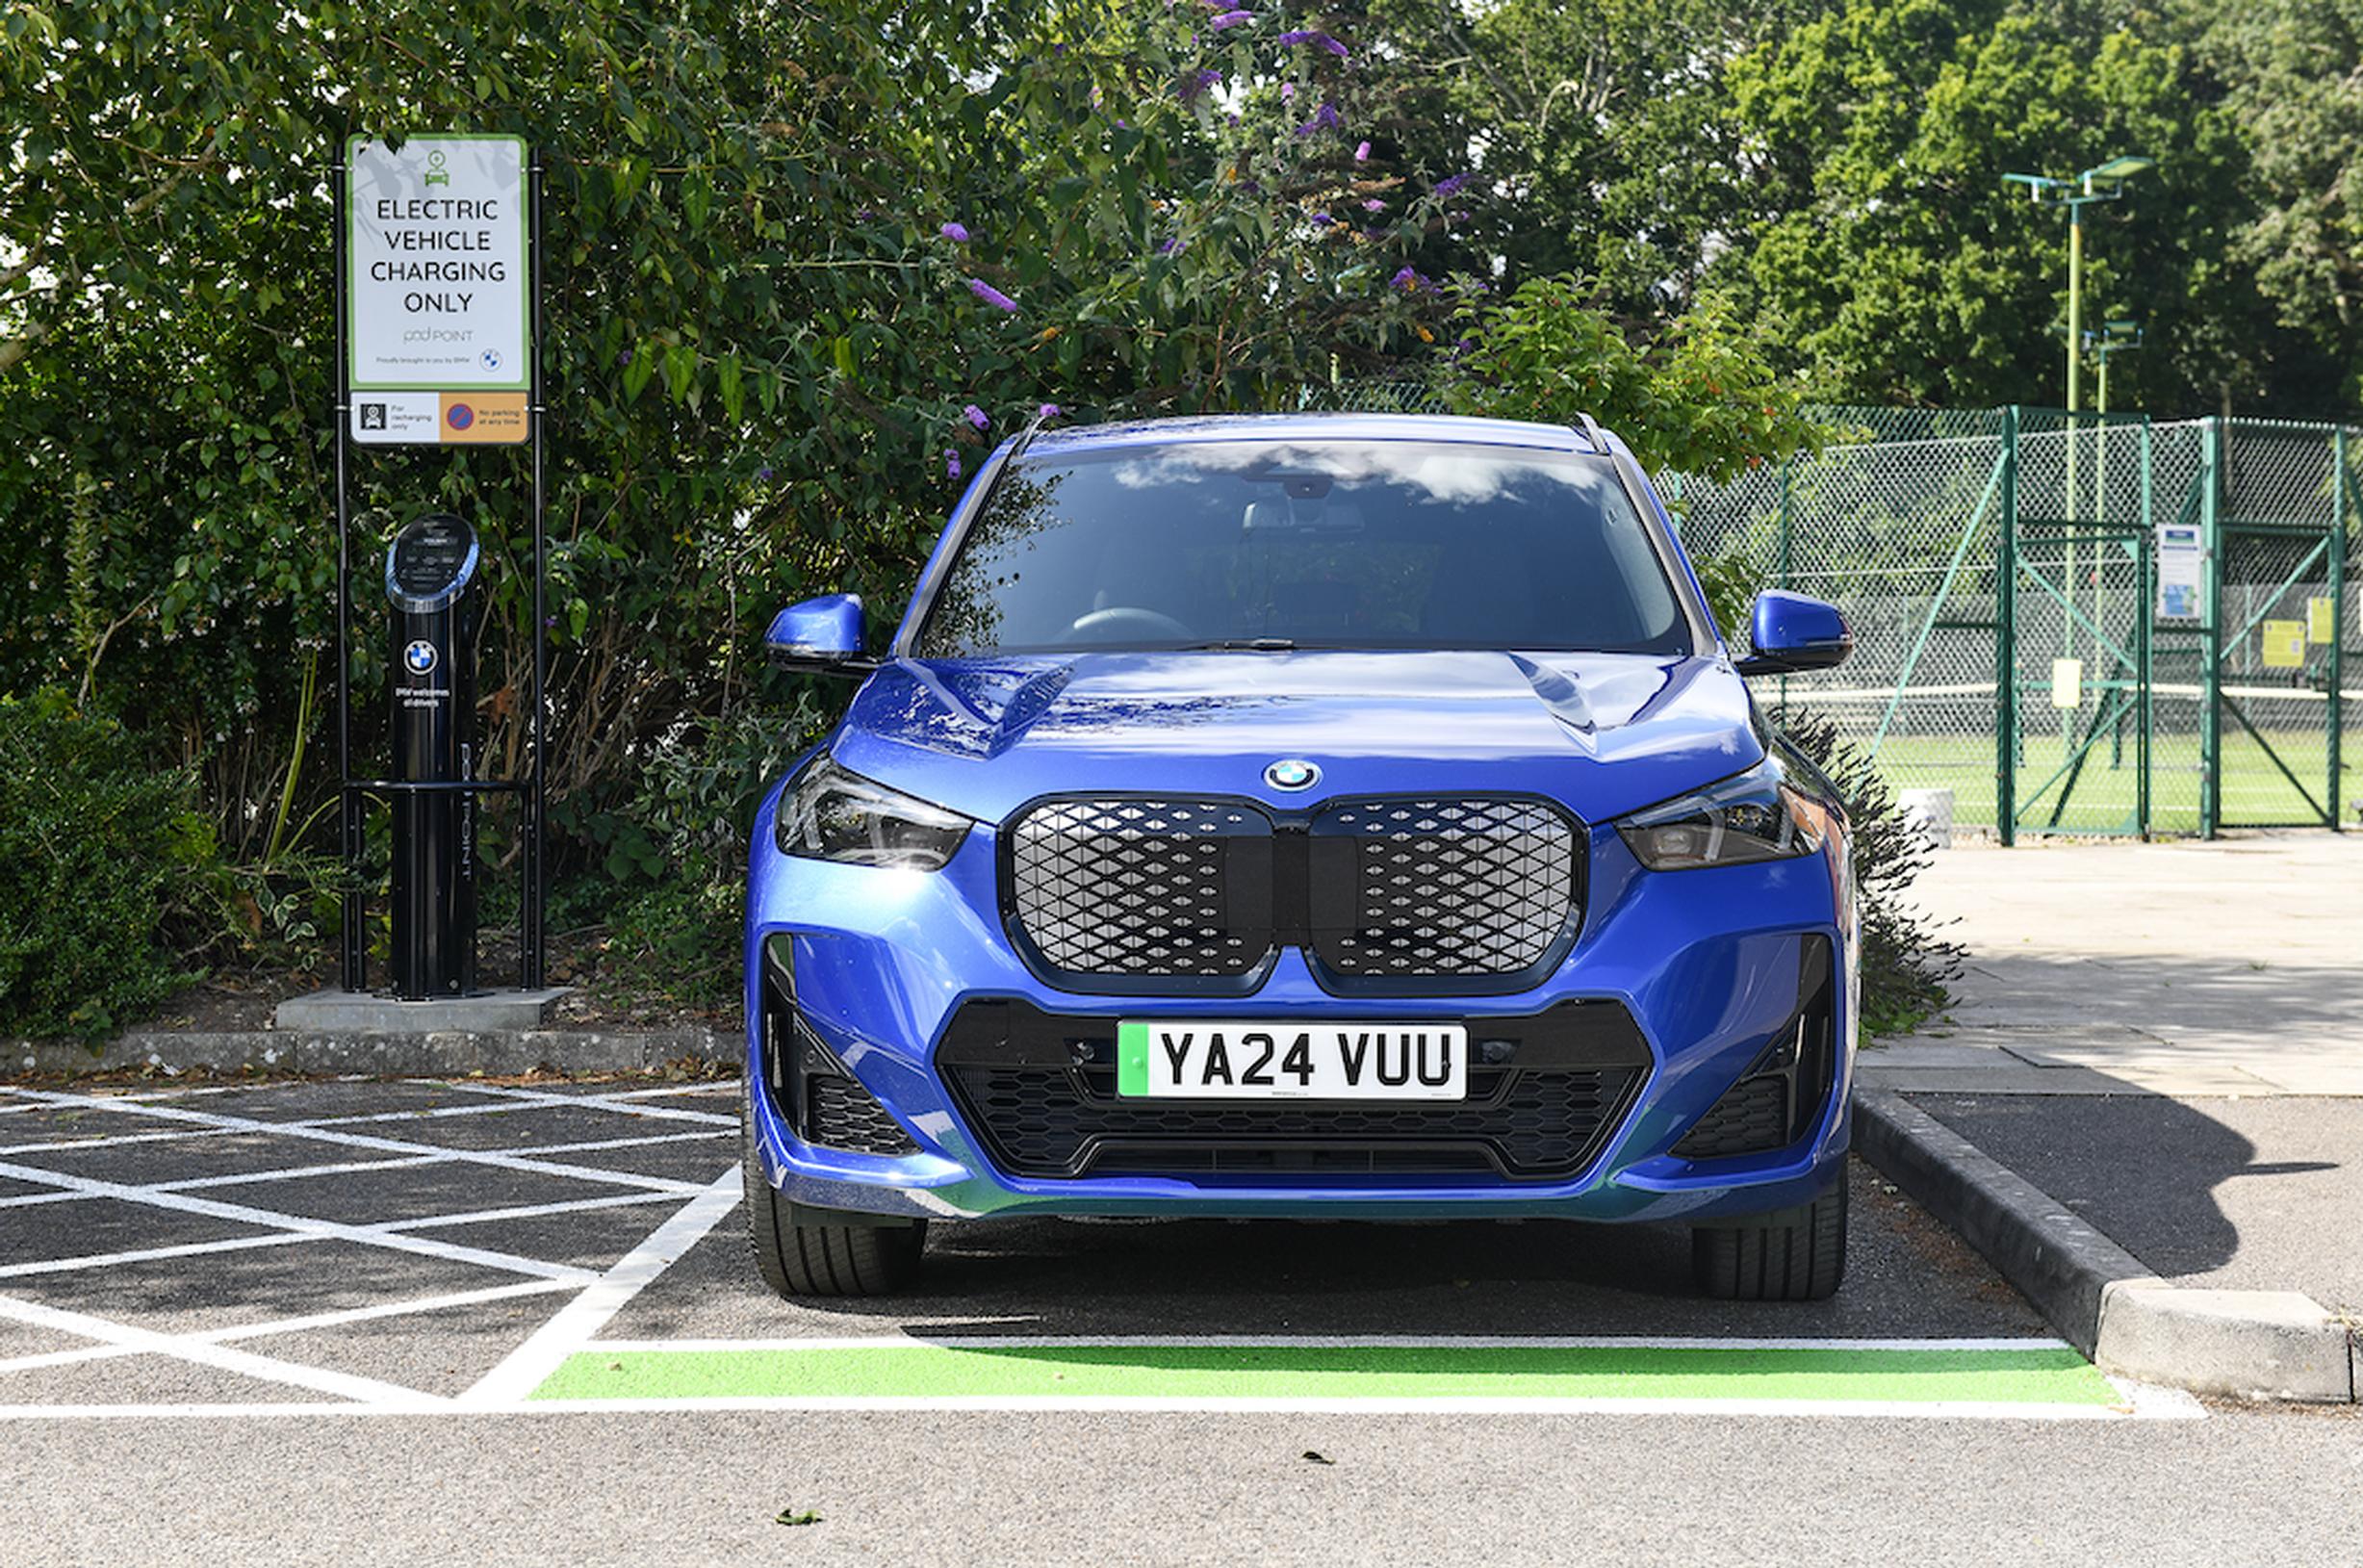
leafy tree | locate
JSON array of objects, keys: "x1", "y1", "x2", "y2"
[
  {"x1": 2180, "y1": 0, "x2": 2363, "y2": 402},
  {"x1": 1708, "y1": 0, "x2": 2349, "y2": 413},
  {"x1": 0, "y1": 0, "x2": 1457, "y2": 868},
  {"x1": 1446, "y1": 276, "x2": 1829, "y2": 481}
]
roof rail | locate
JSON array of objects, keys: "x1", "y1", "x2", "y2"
[{"x1": 1573, "y1": 412, "x2": 1608, "y2": 455}]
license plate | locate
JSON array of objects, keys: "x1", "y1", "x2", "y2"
[{"x1": 1117, "y1": 1020, "x2": 1467, "y2": 1101}]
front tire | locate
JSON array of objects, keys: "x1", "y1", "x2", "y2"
[
  {"x1": 1691, "y1": 1180, "x2": 1847, "y2": 1301},
  {"x1": 742, "y1": 1096, "x2": 926, "y2": 1298}
]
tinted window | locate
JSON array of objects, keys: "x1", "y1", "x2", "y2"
[{"x1": 915, "y1": 440, "x2": 1691, "y2": 658}]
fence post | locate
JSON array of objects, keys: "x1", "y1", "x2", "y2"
[
  {"x1": 1997, "y1": 406, "x2": 2019, "y2": 844},
  {"x1": 2201, "y1": 418, "x2": 2224, "y2": 839},
  {"x1": 2332, "y1": 426, "x2": 2349, "y2": 832},
  {"x1": 2139, "y1": 418, "x2": 2154, "y2": 836}
]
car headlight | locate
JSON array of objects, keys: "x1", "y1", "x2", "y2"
[
  {"x1": 1615, "y1": 755, "x2": 1821, "y2": 870},
  {"x1": 774, "y1": 756, "x2": 972, "y2": 870}
]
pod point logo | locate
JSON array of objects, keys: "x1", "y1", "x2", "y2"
[
  {"x1": 1264, "y1": 758, "x2": 1320, "y2": 791},
  {"x1": 403, "y1": 640, "x2": 438, "y2": 676}
]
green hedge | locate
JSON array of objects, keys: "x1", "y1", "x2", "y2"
[{"x1": 0, "y1": 695, "x2": 212, "y2": 1039}]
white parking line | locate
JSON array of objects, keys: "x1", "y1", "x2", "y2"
[
  {"x1": 0, "y1": 1232, "x2": 317, "y2": 1280},
  {"x1": 0, "y1": 1089, "x2": 705, "y2": 1195},
  {"x1": 0, "y1": 1278, "x2": 585, "y2": 1377},
  {"x1": 0, "y1": 1158, "x2": 601, "y2": 1284},
  {"x1": 0, "y1": 1294, "x2": 449, "y2": 1407},
  {"x1": 459, "y1": 1170, "x2": 743, "y2": 1407}
]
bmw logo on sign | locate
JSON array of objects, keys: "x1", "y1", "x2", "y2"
[
  {"x1": 403, "y1": 639, "x2": 438, "y2": 677},
  {"x1": 1264, "y1": 758, "x2": 1320, "y2": 791}
]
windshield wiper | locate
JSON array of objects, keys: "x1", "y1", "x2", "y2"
[{"x1": 1179, "y1": 637, "x2": 1298, "y2": 652}]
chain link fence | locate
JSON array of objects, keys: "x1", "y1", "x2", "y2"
[{"x1": 1291, "y1": 384, "x2": 2358, "y2": 837}]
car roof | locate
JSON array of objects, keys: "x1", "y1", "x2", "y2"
[{"x1": 1021, "y1": 411, "x2": 1614, "y2": 458}]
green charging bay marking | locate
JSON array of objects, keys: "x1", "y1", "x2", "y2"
[
  {"x1": 531, "y1": 1342, "x2": 2119, "y2": 1407},
  {"x1": 1117, "y1": 1021, "x2": 1149, "y2": 1096}
]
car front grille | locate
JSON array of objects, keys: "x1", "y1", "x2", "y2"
[
  {"x1": 1311, "y1": 797, "x2": 1577, "y2": 978},
  {"x1": 1007, "y1": 798, "x2": 1272, "y2": 980},
  {"x1": 1003, "y1": 793, "x2": 1582, "y2": 992},
  {"x1": 937, "y1": 998, "x2": 1649, "y2": 1181}
]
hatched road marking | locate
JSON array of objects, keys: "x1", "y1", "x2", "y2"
[{"x1": 0, "y1": 1081, "x2": 2204, "y2": 1423}]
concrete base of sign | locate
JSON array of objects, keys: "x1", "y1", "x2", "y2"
[{"x1": 272, "y1": 986, "x2": 574, "y2": 1035}]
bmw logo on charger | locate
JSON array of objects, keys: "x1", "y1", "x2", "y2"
[{"x1": 403, "y1": 639, "x2": 438, "y2": 677}]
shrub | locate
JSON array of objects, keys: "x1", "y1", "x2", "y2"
[
  {"x1": 577, "y1": 692, "x2": 826, "y2": 1014},
  {"x1": 0, "y1": 694, "x2": 216, "y2": 1039},
  {"x1": 1771, "y1": 707, "x2": 1963, "y2": 1040}
]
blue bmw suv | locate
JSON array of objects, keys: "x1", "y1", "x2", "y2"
[{"x1": 743, "y1": 413, "x2": 1859, "y2": 1301}]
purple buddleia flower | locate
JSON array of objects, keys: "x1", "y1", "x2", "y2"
[
  {"x1": 963, "y1": 403, "x2": 989, "y2": 429},
  {"x1": 1433, "y1": 172, "x2": 1470, "y2": 197},
  {"x1": 1157, "y1": 236, "x2": 1184, "y2": 255},
  {"x1": 1390, "y1": 266, "x2": 1428, "y2": 292},
  {"x1": 968, "y1": 278, "x2": 1019, "y2": 312},
  {"x1": 1040, "y1": 402, "x2": 1063, "y2": 418},
  {"x1": 1354, "y1": 141, "x2": 1371, "y2": 162},
  {"x1": 1209, "y1": 9, "x2": 1252, "y2": 28},
  {"x1": 1363, "y1": 197, "x2": 1386, "y2": 212},
  {"x1": 1277, "y1": 28, "x2": 1348, "y2": 58},
  {"x1": 1279, "y1": 82, "x2": 1295, "y2": 100},
  {"x1": 1307, "y1": 210, "x2": 1332, "y2": 225},
  {"x1": 940, "y1": 220, "x2": 970, "y2": 242},
  {"x1": 1178, "y1": 66, "x2": 1221, "y2": 102},
  {"x1": 1295, "y1": 100, "x2": 1342, "y2": 137},
  {"x1": 945, "y1": 449, "x2": 962, "y2": 480},
  {"x1": 617, "y1": 347, "x2": 633, "y2": 366},
  {"x1": 756, "y1": 465, "x2": 775, "y2": 481}
]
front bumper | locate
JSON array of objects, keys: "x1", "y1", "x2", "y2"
[{"x1": 743, "y1": 814, "x2": 1856, "y2": 1223}]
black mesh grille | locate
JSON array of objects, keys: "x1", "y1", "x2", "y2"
[
  {"x1": 1008, "y1": 798, "x2": 1271, "y2": 978},
  {"x1": 1314, "y1": 798, "x2": 1578, "y2": 977},
  {"x1": 1670, "y1": 1075, "x2": 1788, "y2": 1160},
  {"x1": 937, "y1": 999, "x2": 1650, "y2": 1182},
  {"x1": 1003, "y1": 792, "x2": 1583, "y2": 991},
  {"x1": 807, "y1": 1074, "x2": 921, "y2": 1157}
]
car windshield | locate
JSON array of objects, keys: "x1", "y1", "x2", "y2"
[{"x1": 912, "y1": 439, "x2": 1694, "y2": 658}]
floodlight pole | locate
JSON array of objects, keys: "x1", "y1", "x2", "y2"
[{"x1": 2001, "y1": 158, "x2": 2153, "y2": 694}]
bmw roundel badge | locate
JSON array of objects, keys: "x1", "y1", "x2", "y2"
[
  {"x1": 403, "y1": 639, "x2": 438, "y2": 677},
  {"x1": 1264, "y1": 758, "x2": 1320, "y2": 791}
]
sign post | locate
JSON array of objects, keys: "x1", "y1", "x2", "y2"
[{"x1": 331, "y1": 135, "x2": 548, "y2": 996}]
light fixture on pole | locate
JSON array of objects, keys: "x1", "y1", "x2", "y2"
[{"x1": 2002, "y1": 157, "x2": 2154, "y2": 414}]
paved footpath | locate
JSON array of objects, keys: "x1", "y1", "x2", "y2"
[
  {"x1": 1864, "y1": 831, "x2": 2363, "y2": 1324},
  {"x1": 3, "y1": 1075, "x2": 2358, "y2": 1566}
]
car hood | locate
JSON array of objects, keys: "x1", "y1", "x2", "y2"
[{"x1": 828, "y1": 650, "x2": 1762, "y2": 827}]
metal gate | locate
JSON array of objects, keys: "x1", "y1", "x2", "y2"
[{"x1": 2204, "y1": 421, "x2": 2352, "y2": 831}]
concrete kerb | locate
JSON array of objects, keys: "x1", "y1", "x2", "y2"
[
  {"x1": 11, "y1": 1025, "x2": 739, "y2": 1079},
  {"x1": 1855, "y1": 1089, "x2": 2355, "y2": 1402}
]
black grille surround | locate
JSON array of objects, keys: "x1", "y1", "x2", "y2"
[
  {"x1": 937, "y1": 998, "x2": 1651, "y2": 1182},
  {"x1": 1001, "y1": 792, "x2": 1585, "y2": 997},
  {"x1": 1671, "y1": 936, "x2": 1838, "y2": 1163},
  {"x1": 758, "y1": 936, "x2": 922, "y2": 1159}
]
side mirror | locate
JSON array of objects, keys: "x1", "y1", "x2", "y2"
[
  {"x1": 765, "y1": 593, "x2": 877, "y2": 678},
  {"x1": 1734, "y1": 590, "x2": 1852, "y2": 678}
]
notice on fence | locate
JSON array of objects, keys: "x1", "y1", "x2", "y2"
[
  {"x1": 346, "y1": 135, "x2": 530, "y2": 446},
  {"x1": 2261, "y1": 620, "x2": 2307, "y2": 670},
  {"x1": 2155, "y1": 523, "x2": 2202, "y2": 620},
  {"x1": 2307, "y1": 596, "x2": 2335, "y2": 645}
]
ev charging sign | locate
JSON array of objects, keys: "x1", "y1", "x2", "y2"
[{"x1": 347, "y1": 135, "x2": 530, "y2": 446}]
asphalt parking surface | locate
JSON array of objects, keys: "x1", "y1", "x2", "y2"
[{"x1": 6, "y1": 1076, "x2": 2357, "y2": 1567}]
